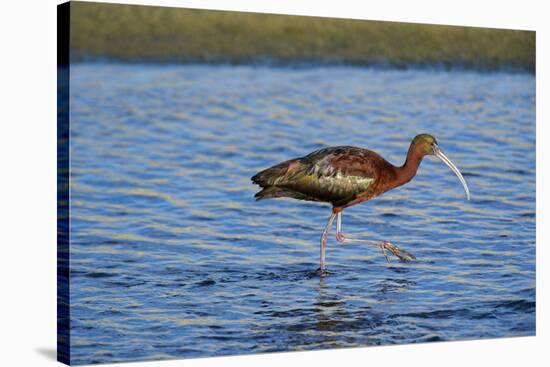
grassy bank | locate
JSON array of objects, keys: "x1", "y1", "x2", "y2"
[{"x1": 69, "y1": 1, "x2": 535, "y2": 72}]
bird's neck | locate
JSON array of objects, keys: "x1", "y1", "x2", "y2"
[{"x1": 394, "y1": 146, "x2": 424, "y2": 187}]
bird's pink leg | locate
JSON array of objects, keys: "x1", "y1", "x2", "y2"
[
  {"x1": 320, "y1": 212, "x2": 337, "y2": 274},
  {"x1": 335, "y1": 212, "x2": 415, "y2": 262}
]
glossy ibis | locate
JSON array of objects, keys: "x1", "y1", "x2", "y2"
[{"x1": 251, "y1": 134, "x2": 470, "y2": 274}]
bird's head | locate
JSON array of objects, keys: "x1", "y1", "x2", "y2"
[
  {"x1": 411, "y1": 133, "x2": 470, "y2": 200},
  {"x1": 411, "y1": 133, "x2": 438, "y2": 156}
]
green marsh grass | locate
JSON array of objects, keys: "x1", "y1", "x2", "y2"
[{"x1": 69, "y1": 1, "x2": 535, "y2": 72}]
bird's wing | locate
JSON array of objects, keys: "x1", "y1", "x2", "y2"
[
  {"x1": 254, "y1": 147, "x2": 378, "y2": 204},
  {"x1": 299, "y1": 147, "x2": 378, "y2": 202},
  {"x1": 303, "y1": 146, "x2": 381, "y2": 179}
]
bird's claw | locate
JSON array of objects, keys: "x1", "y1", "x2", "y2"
[{"x1": 379, "y1": 241, "x2": 416, "y2": 262}]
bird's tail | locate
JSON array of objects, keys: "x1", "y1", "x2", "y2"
[
  {"x1": 252, "y1": 159, "x2": 311, "y2": 201},
  {"x1": 254, "y1": 186, "x2": 319, "y2": 202},
  {"x1": 251, "y1": 159, "x2": 301, "y2": 187},
  {"x1": 254, "y1": 187, "x2": 285, "y2": 201}
]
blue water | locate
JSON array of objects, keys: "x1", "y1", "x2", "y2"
[{"x1": 68, "y1": 64, "x2": 535, "y2": 365}]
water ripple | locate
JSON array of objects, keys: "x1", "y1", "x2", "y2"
[{"x1": 68, "y1": 64, "x2": 535, "y2": 365}]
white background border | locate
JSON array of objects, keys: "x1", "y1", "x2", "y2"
[{"x1": 0, "y1": 0, "x2": 546, "y2": 366}]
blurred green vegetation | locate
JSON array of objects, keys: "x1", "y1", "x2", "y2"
[{"x1": 69, "y1": 1, "x2": 535, "y2": 72}]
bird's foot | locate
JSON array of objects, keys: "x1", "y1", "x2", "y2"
[
  {"x1": 315, "y1": 267, "x2": 330, "y2": 277},
  {"x1": 378, "y1": 241, "x2": 416, "y2": 262}
]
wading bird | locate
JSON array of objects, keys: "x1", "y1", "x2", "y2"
[{"x1": 251, "y1": 134, "x2": 470, "y2": 274}]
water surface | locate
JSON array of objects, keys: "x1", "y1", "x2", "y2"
[{"x1": 69, "y1": 64, "x2": 535, "y2": 364}]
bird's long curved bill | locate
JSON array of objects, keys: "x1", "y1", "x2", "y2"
[{"x1": 434, "y1": 145, "x2": 470, "y2": 200}]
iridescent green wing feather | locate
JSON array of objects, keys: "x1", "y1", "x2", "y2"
[
  {"x1": 252, "y1": 147, "x2": 378, "y2": 205},
  {"x1": 292, "y1": 147, "x2": 376, "y2": 204}
]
